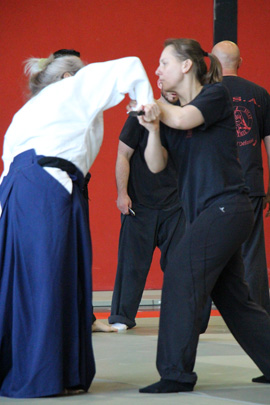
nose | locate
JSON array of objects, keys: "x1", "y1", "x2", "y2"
[{"x1": 155, "y1": 65, "x2": 161, "y2": 76}]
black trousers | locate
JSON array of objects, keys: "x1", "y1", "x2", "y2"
[
  {"x1": 157, "y1": 194, "x2": 270, "y2": 385},
  {"x1": 109, "y1": 203, "x2": 185, "y2": 328},
  {"x1": 201, "y1": 194, "x2": 270, "y2": 333},
  {"x1": 242, "y1": 196, "x2": 270, "y2": 313}
]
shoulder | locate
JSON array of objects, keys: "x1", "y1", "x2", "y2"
[
  {"x1": 194, "y1": 83, "x2": 231, "y2": 105},
  {"x1": 190, "y1": 83, "x2": 233, "y2": 126},
  {"x1": 120, "y1": 115, "x2": 142, "y2": 134},
  {"x1": 223, "y1": 75, "x2": 269, "y2": 95},
  {"x1": 200, "y1": 82, "x2": 229, "y2": 97}
]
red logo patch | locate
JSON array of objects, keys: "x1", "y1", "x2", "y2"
[{"x1": 233, "y1": 106, "x2": 253, "y2": 138}]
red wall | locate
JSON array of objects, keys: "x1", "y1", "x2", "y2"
[
  {"x1": 238, "y1": 0, "x2": 270, "y2": 286},
  {"x1": 1, "y1": 0, "x2": 269, "y2": 290}
]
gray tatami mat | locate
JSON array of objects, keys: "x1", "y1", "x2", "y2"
[{"x1": 2, "y1": 292, "x2": 270, "y2": 404}]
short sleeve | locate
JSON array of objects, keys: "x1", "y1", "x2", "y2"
[
  {"x1": 189, "y1": 83, "x2": 233, "y2": 130},
  {"x1": 119, "y1": 116, "x2": 141, "y2": 150}
]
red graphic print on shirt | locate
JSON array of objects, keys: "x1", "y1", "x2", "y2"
[{"x1": 233, "y1": 106, "x2": 253, "y2": 138}]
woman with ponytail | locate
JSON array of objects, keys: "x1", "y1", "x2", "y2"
[
  {"x1": 137, "y1": 38, "x2": 270, "y2": 393},
  {"x1": 0, "y1": 48, "x2": 153, "y2": 398}
]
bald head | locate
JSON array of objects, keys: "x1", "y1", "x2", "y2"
[{"x1": 212, "y1": 41, "x2": 242, "y2": 75}]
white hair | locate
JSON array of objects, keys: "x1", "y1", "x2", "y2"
[{"x1": 24, "y1": 54, "x2": 85, "y2": 97}]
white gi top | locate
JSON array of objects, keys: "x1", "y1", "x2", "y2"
[{"x1": 1, "y1": 57, "x2": 153, "y2": 192}]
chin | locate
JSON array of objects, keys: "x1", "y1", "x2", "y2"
[{"x1": 165, "y1": 86, "x2": 175, "y2": 93}]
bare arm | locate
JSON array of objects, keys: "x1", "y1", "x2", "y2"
[
  {"x1": 138, "y1": 104, "x2": 168, "y2": 173},
  {"x1": 155, "y1": 99, "x2": 204, "y2": 130},
  {"x1": 263, "y1": 135, "x2": 270, "y2": 217},
  {"x1": 115, "y1": 140, "x2": 134, "y2": 215},
  {"x1": 138, "y1": 100, "x2": 203, "y2": 172}
]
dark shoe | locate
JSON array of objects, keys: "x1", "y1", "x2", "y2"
[
  {"x1": 252, "y1": 375, "x2": 270, "y2": 383},
  {"x1": 139, "y1": 378, "x2": 194, "y2": 393}
]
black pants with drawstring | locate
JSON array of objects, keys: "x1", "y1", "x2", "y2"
[{"x1": 157, "y1": 193, "x2": 270, "y2": 385}]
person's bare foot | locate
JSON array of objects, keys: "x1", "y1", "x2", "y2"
[{"x1": 92, "y1": 319, "x2": 117, "y2": 332}]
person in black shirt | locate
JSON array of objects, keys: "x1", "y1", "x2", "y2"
[
  {"x1": 137, "y1": 38, "x2": 270, "y2": 394},
  {"x1": 109, "y1": 88, "x2": 185, "y2": 331},
  {"x1": 211, "y1": 40, "x2": 270, "y2": 313}
]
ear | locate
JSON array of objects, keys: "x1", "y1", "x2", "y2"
[
  {"x1": 237, "y1": 57, "x2": 243, "y2": 69},
  {"x1": 62, "y1": 72, "x2": 72, "y2": 79},
  {"x1": 182, "y1": 59, "x2": 193, "y2": 73}
]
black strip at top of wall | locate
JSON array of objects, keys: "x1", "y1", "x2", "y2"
[{"x1": 213, "y1": 0, "x2": 237, "y2": 45}]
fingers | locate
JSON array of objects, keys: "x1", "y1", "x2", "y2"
[
  {"x1": 126, "y1": 102, "x2": 160, "y2": 123},
  {"x1": 143, "y1": 103, "x2": 160, "y2": 122},
  {"x1": 118, "y1": 205, "x2": 130, "y2": 215},
  {"x1": 126, "y1": 100, "x2": 137, "y2": 112},
  {"x1": 116, "y1": 197, "x2": 132, "y2": 215}
]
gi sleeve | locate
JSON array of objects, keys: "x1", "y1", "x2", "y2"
[{"x1": 71, "y1": 56, "x2": 154, "y2": 117}]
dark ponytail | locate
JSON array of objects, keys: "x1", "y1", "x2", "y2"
[
  {"x1": 205, "y1": 53, "x2": 223, "y2": 84},
  {"x1": 164, "y1": 38, "x2": 222, "y2": 84}
]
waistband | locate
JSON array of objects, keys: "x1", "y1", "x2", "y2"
[
  {"x1": 12, "y1": 149, "x2": 91, "y2": 193},
  {"x1": 38, "y1": 156, "x2": 78, "y2": 175}
]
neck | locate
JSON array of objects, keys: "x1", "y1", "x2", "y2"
[
  {"x1": 177, "y1": 78, "x2": 203, "y2": 106},
  {"x1": 222, "y1": 67, "x2": 238, "y2": 76}
]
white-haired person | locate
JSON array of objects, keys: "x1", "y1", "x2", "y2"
[
  {"x1": 137, "y1": 38, "x2": 270, "y2": 393},
  {"x1": 0, "y1": 48, "x2": 153, "y2": 398}
]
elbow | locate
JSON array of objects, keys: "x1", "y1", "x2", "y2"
[
  {"x1": 147, "y1": 161, "x2": 166, "y2": 173},
  {"x1": 144, "y1": 149, "x2": 167, "y2": 173},
  {"x1": 171, "y1": 115, "x2": 190, "y2": 130},
  {"x1": 172, "y1": 115, "x2": 183, "y2": 129}
]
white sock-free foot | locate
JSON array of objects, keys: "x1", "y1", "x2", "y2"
[
  {"x1": 92, "y1": 319, "x2": 117, "y2": 332},
  {"x1": 112, "y1": 322, "x2": 128, "y2": 331}
]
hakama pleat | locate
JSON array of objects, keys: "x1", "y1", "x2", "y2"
[{"x1": 0, "y1": 150, "x2": 95, "y2": 398}]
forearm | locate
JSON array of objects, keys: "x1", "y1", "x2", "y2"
[
  {"x1": 156, "y1": 100, "x2": 204, "y2": 130},
  {"x1": 75, "y1": 57, "x2": 153, "y2": 115},
  {"x1": 156, "y1": 100, "x2": 183, "y2": 128},
  {"x1": 144, "y1": 127, "x2": 167, "y2": 173},
  {"x1": 116, "y1": 155, "x2": 130, "y2": 198}
]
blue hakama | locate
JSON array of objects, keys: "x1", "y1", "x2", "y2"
[{"x1": 0, "y1": 149, "x2": 95, "y2": 397}]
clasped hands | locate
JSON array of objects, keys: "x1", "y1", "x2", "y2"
[{"x1": 127, "y1": 100, "x2": 160, "y2": 130}]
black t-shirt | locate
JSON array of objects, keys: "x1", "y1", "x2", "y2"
[
  {"x1": 161, "y1": 83, "x2": 248, "y2": 224},
  {"x1": 222, "y1": 76, "x2": 270, "y2": 196},
  {"x1": 119, "y1": 116, "x2": 179, "y2": 209}
]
